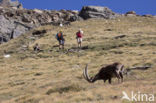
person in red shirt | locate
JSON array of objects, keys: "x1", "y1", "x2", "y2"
[{"x1": 76, "y1": 29, "x2": 83, "y2": 48}]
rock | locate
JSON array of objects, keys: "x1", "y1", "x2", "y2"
[
  {"x1": 0, "y1": 3, "x2": 81, "y2": 44},
  {"x1": 105, "y1": 28, "x2": 113, "y2": 31},
  {"x1": 14, "y1": 21, "x2": 33, "y2": 30},
  {"x1": 69, "y1": 15, "x2": 77, "y2": 21},
  {"x1": 33, "y1": 9, "x2": 43, "y2": 14},
  {"x1": 125, "y1": 11, "x2": 136, "y2": 16},
  {"x1": 79, "y1": 6, "x2": 118, "y2": 19},
  {"x1": 32, "y1": 29, "x2": 47, "y2": 36},
  {"x1": 21, "y1": 14, "x2": 32, "y2": 23},
  {"x1": 142, "y1": 14, "x2": 153, "y2": 18},
  {"x1": 34, "y1": 72, "x2": 43, "y2": 76},
  {"x1": 62, "y1": 21, "x2": 71, "y2": 26},
  {"x1": 0, "y1": 0, "x2": 23, "y2": 9},
  {"x1": 13, "y1": 24, "x2": 29, "y2": 38},
  {"x1": 126, "y1": 14, "x2": 136, "y2": 17},
  {"x1": 81, "y1": 46, "x2": 89, "y2": 50},
  {"x1": 111, "y1": 96, "x2": 118, "y2": 99},
  {"x1": 5, "y1": 11, "x2": 15, "y2": 17},
  {"x1": 0, "y1": 35, "x2": 9, "y2": 44},
  {"x1": 126, "y1": 11, "x2": 136, "y2": 15},
  {"x1": 0, "y1": 15, "x2": 15, "y2": 40},
  {"x1": 0, "y1": 0, "x2": 10, "y2": 7},
  {"x1": 4, "y1": 54, "x2": 11, "y2": 58},
  {"x1": 0, "y1": 15, "x2": 30, "y2": 40},
  {"x1": 114, "y1": 35, "x2": 126, "y2": 39}
]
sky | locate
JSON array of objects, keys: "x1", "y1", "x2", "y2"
[{"x1": 19, "y1": 0, "x2": 156, "y2": 15}]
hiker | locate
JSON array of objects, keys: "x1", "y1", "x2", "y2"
[
  {"x1": 33, "y1": 43, "x2": 40, "y2": 52},
  {"x1": 56, "y1": 31, "x2": 65, "y2": 49},
  {"x1": 76, "y1": 29, "x2": 83, "y2": 48}
]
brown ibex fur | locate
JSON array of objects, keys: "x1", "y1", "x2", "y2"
[{"x1": 83, "y1": 62, "x2": 124, "y2": 84}]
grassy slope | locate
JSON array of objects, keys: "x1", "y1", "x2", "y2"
[{"x1": 0, "y1": 16, "x2": 156, "y2": 103}]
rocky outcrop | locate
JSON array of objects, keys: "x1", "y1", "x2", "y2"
[
  {"x1": 0, "y1": 15, "x2": 29, "y2": 44},
  {"x1": 1, "y1": 4, "x2": 153, "y2": 44},
  {"x1": 32, "y1": 30, "x2": 47, "y2": 36},
  {"x1": 125, "y1": 11, "x2": 136, "y2": 16},
  {"x1": 0, "y1": 0, "x2": 22, "y2": 9},
  {"x1": 0, "y1": 7, "x2": 79, "y2": 44},
  {"x1": 142, "y1": 14, "x2": 153, "y2": 18},
  {"x1": 0, "y1": 5, "x2": 122, "y2": 44},
  {"x1": 79, "y1": 6, "x2": 118, "y2": 19}
]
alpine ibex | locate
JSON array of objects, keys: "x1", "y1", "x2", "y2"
[{"x1": 83, "y1": 62, "x2": 124, "y2": 84}]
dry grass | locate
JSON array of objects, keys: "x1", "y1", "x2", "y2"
[{"x1": 0, "y1": 16, "x2": 156, "y2": 103}]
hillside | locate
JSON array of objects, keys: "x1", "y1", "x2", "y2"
[{"x1": 0, "y1": 16, "x2": 156, "y2": 103}]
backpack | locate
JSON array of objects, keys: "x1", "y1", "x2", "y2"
[
  {"x1": 56, "y1": 33, "x2": 63, "y2": 40},
  {"x1": 58, "y1": 33, "x2": 62, "y2": 38},
  {"x1": 77, "y1": 32, "x2": 82, "y2": 38}
]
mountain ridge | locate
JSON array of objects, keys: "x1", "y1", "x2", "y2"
[{"x1": 0, "y1": 1, "x2": 155, "y2": 44}]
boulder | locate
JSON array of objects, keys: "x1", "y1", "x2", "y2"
[
  {"x1": 22, "y1": 14, "x2": 32, "y2": 23},
  {"x1": 125, "y1": 11, "x2": 136, "y2": 16},
  {"x1": 0, "y1": 35, "x2": 9, "y2": 44},
  {"x1": 114, "y1": 35, "x2": 126, "y2": 39},
  {"x1": 0, "y1": 0, "x2": 23, "y2": 9},
  {"x1": 13, "y1": 24, "x2": 29, "y2": 38},
  {"x1": 0, "y1": 5, "x2": 127, "y2": 44},
  {"x1": 0, "y1": 15, "x2": 15, "y2": 37},
  {"x1": 33, "y1": 9, "x2": 43, "y2": 14},
  {"x1": 0, "y1": 15, "x2": 30, "y2": 40},
  {"x1": 32, "y1": 29, "x2": 47, "y2": 36},
  {"x1": 142, "y1": 14, "x2": 153, "y2": 18},
  {"x1": 79, "y1": 6, "x2": 118, "y2": 19},
  {"x1": 0, "y1": 7, "x2": 80, "y2": 44}
]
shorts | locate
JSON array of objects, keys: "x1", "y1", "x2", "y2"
[
  {"x1": 77, "y1": 37, "x2": 82, "y2": 43},
  {"x1": 59, "y1": 40, "x2": 64, "y2": 45}
]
